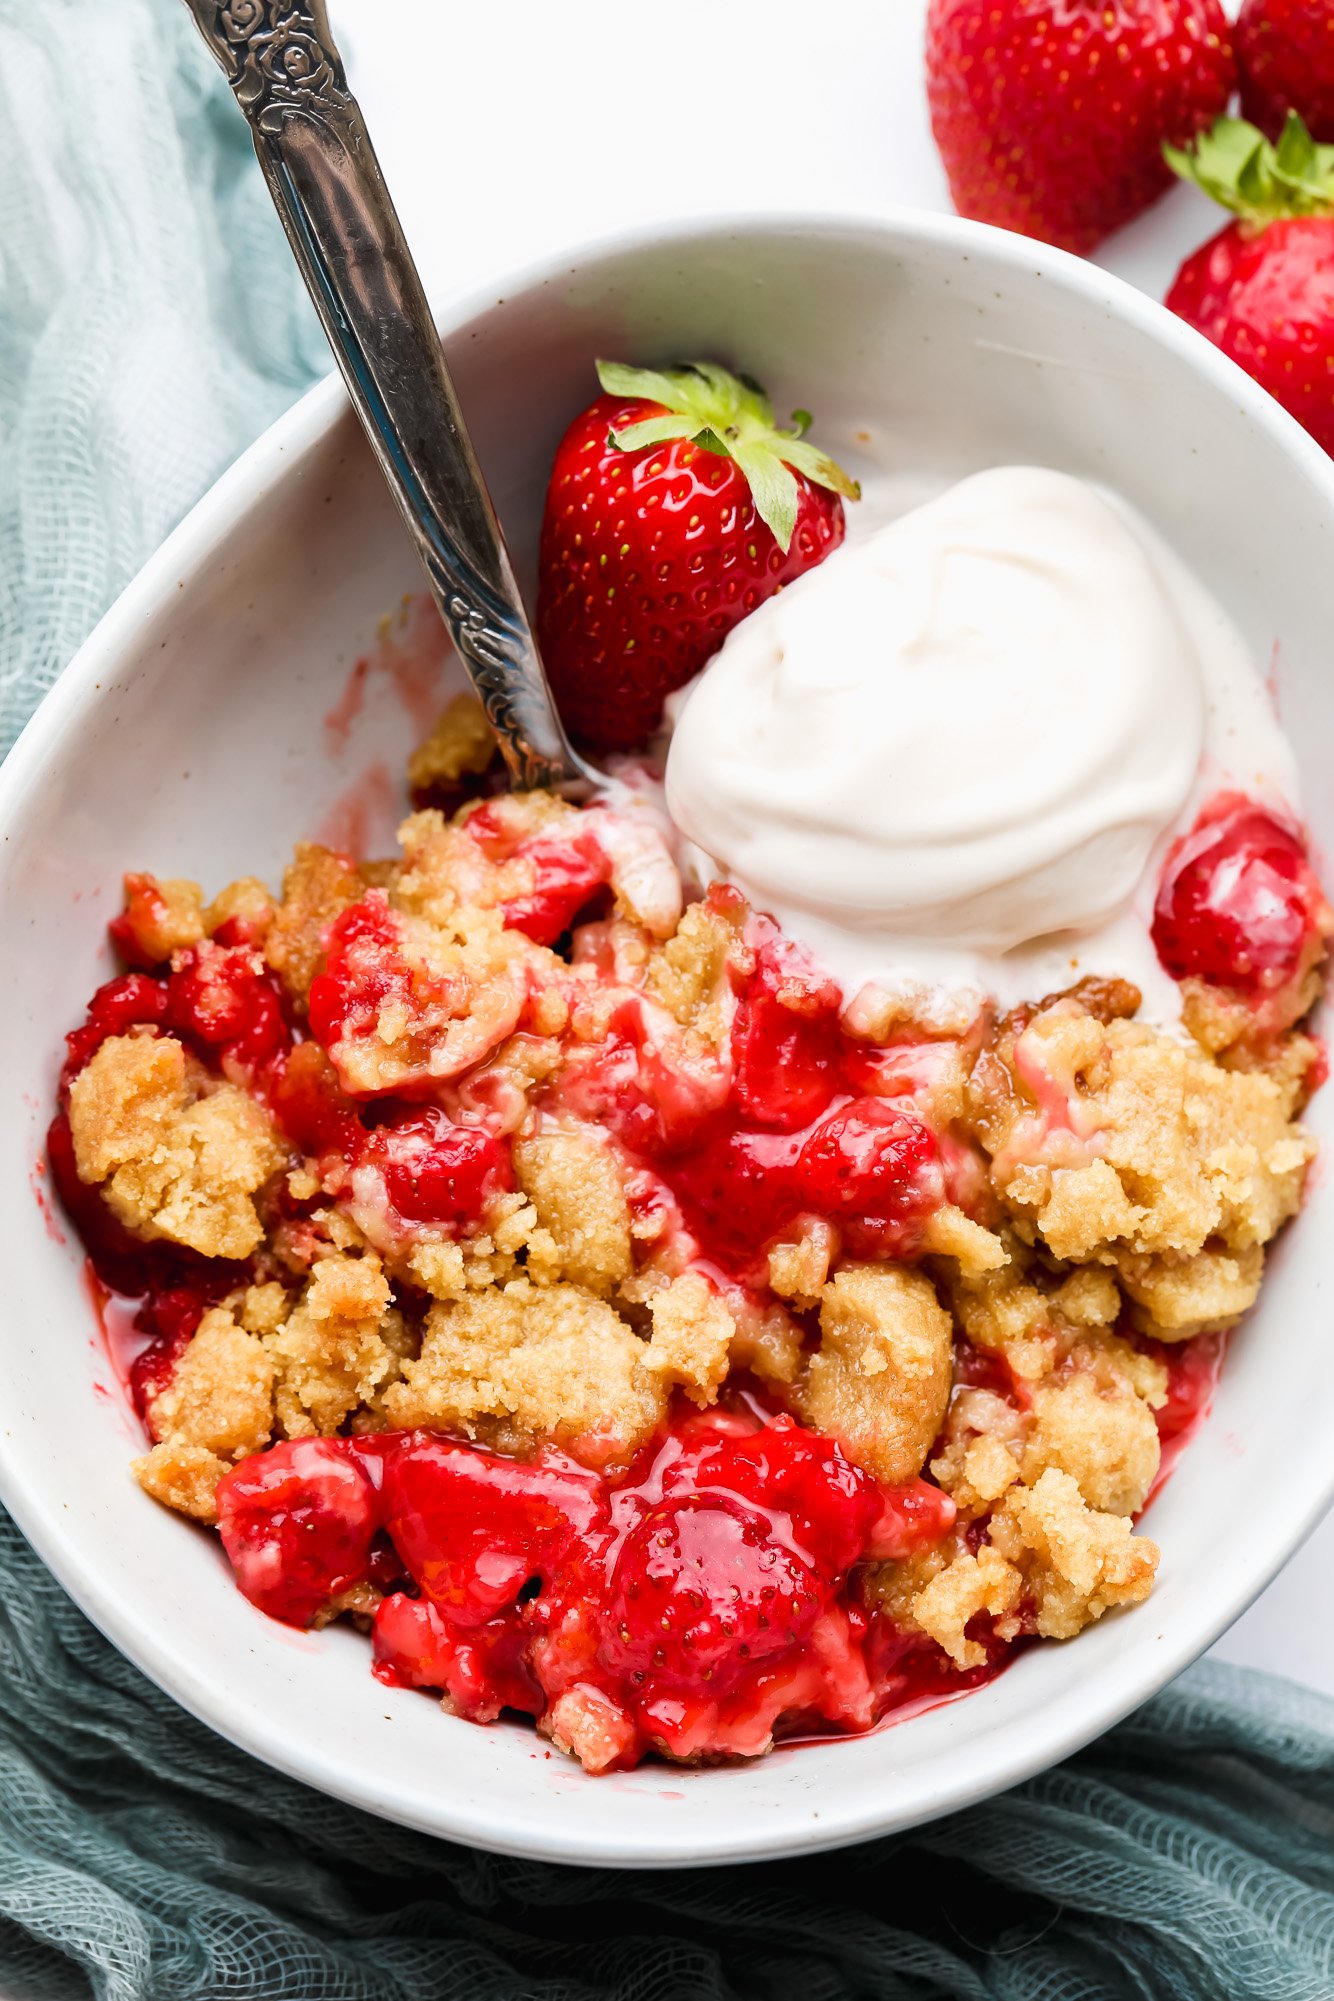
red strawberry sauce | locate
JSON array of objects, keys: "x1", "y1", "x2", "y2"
[
  {"x1": 554, "y1": 906, "x2": 952, "y2": 1285},
  {"x1": 217, "y1": 1408, "x2": 969, "y2": 1768}
]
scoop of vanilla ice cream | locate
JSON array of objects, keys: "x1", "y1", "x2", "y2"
[{"x1": 665, "y1": 466, "x2": 1207, "y2": 960}]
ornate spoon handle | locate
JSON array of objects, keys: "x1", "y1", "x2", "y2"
[{"x1": 181, "y1": 0, "x2": 592, "y2": 793}]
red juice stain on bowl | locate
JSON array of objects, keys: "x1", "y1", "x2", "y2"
[
  {"x1": 322, "y1": 594, "x2": 452, "y2": 750},
  {"x1": 30, "y1": 1156, "x2": 66, "y2": 1244},
  {"x1": 312, "y1": 761, "x2": 398, "y2": 861}
]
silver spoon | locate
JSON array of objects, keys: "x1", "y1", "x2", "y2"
[{"x1": 181, "y1": 0, "x2": 594, "y2": 794}]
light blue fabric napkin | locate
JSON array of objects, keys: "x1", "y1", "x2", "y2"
[
  {"x1": 0, "y1": 0, "x2": 325, "y2": 752},
  {"x1": 1, "y1": 4, "x2": 1332, "y2": 1997}
]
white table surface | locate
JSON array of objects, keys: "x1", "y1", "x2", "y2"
[{"x1": 331, "y1": 0, "x2": 1333, "y2": 1699}]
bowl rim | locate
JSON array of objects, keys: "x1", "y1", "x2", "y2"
[{"x1": 3, "y1": 204, "x2": 1334, "y2": 1868}]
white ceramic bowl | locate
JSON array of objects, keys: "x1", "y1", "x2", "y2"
[{"x1": 3, "y1": 213, "x2": 1333, "y2": 1868}]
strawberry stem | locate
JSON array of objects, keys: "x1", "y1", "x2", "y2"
[
  {"x1": 1166, "y1": 112, "x2": 1334, "y2": 225},
  {"x1": 595, "y1": 359, "x2": 860, "y2": 551}
]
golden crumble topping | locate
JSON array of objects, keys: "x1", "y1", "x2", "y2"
[
  {"x1": 797, "y1": 1264, "x2": 953, "y2": 1484},
  {"x1": 512, "y1": 1126, "x2": 633, "y2": 1295},
  {"x1": 118, "y1": 873, "x2": 206, "y2": 963},
  {"x1": 264, "y1": 844, "x2": 366, "y2": 1005},
  {"x1": 407, "y1": 692, "x2": 498, "y2": 798},
  {"x1": 970, "y1": 997, "x2": 1314, "y2": 1338},
  {"x1": 68, "y1": 1034, "x2": 285, "y2": 1260},
  {"x1": 144, "y1": 1305, "x2": 276, "y2": 1459},
  {"x1": 267, "y1": 1251, "x2": 407, "y2": 1438},
  {"x1": 383, "y1": 1276, "x2": 726, "y2": 1468}
]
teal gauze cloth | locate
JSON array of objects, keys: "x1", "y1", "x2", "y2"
[{"x1": 1, "y1": 5, "x2": 1333, "y2": 1997}]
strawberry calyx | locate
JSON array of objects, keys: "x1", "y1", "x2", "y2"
[
  {"x1": 1166, "y1": 111, "x2": 1334, "y2": 226},
  {"x1": 595, "y1": 358, "x2": 860, "y2": 554}
]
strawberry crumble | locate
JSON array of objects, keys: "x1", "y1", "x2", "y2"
[{"x1": 49, "y1": 691, "x2": 1329, "y2": 1773}]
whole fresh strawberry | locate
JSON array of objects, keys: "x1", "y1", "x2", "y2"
[
  {"x1": 1166, "y1": 114, "x2": 1334, "y2": 455},
  {"x1": 536, "y1": 360, "x2": 859, "y2": 752},
  {"x1": 1236, "y1": 0, "x2": 1334, "y2": 144},
  {"x1": 925, "y1": 0, "x2": 1235, "y2": 255}
]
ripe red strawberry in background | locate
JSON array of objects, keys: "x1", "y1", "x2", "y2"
[
  {"x1": 1165, "y1": 114, "x2": 1334, "y2": 455},
  {"x1": 925, "y1": 0, "x2": 1235, "y2": 254},
  {"x1": 1236, "y1": 0, "x2": 1334, "y2": 144},
  {"x1": 536, "y1": 361, "x2": 859, "y2": 752}
]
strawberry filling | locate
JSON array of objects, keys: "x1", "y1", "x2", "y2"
[
  {"x1": 163, "y1": 941, "x2": 290, "y2": 1079},
  {"x1": 1152, "y1": 792, "x2": 1328, "y2": 1003},
  {"x1": 550, "y1": 913, "x2": 951, "y2": 1284},
  {"x1": 307, "y1": 893, "x2": 405, "y2": 1056},
  {"x1": 217, "y1": 1437, "x2": 386, "y2": 1630},
  {"x1": 52, "y1": 765, "x2": 1321, "y2": 1776},
  {"x1": 213, "y1": 1411, "x2": 964, "y2": 1768},
  {"x1": 465, "y1": 800, "x2": 613, "y2": 946},
  {"x1": 357, "y1": 1105, "x2": 513, "y2": 1230}
]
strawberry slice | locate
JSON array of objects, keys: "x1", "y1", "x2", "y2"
[
  {"x1": 165, "y1": 940, "x2": 290, "y2": 1078},
  {"x1": 537, "y1": 360, "x2": 858, "y2": 752},
  {"x1": 379, "y1": 1435, "x2": 607, "y2": 1626},
  {"x1": 600, "y1": 1492, "x2": 823, "y2": 1698},
  {"x1": 358, "y1": 1104, "x2": 512, "y2": 1231},
  {"x1": 216, "y1": 1438, "x2": 383, "y2": 1629},
  {"x1": 730, "y1": 918, "x2": 843, "y2": 1132},
  {"x1": 672, "y1": 1418, "x2": 884, "y2": 1575},
  {"x1": 1151, "y1": 792, "x2": 1329, "y2": 999},
  {"x1": 793, "y1": 1099, "x2": 945, "y2": 1257}
]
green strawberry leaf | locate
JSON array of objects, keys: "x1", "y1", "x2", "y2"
[
  {"x1": 595, "y1": 360, "x2": 698, "y2": 410},
  {"x1": 607, "y1": 414, "x2": 699, "y2": 454},
  {"x1": 1166, "y1": 112, "x2": 1334, "y2": 223},
  {"x1": 589, "y1": 357, "x2": 859, "y2": 552},
  {"x1": 777, "y1": 436, "x2": 862, "y2": 501},
  {"x1": 731, "y1": 442, "x2": 801, "y2": 550}
]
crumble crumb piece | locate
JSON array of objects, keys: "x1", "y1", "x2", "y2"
[
  {"x1": 143, "y1": 1306, "x2": 276, "y2": 1461},
  {"x1": 512, "y1": 1126, "x2": 633, "y2": 1294},
  {"x1": 1182, "y1": 963, "x2": 1326, "y2": 1056},
  {"x1": 236, "y1": 1281, "x2": 291, "y2": 1338},
  {"x1": 767, "y1": 1217, "x2": 839, "y2": 1308},
  {"x1": 384, "y1": 1277, "x2": 721, "y2": 1468},
  {"x1": 266, "y1": 1251, "x2": 408, "y2": 1437},
  {"x1": 921, "y1": 1205, "x2": 1008, "y2": 1277},
  {"x1": 640, "y1": 1273, "x2": 733, "y2": 1404},
  {"x1": 205, "y1": 876, "x2": 276, "y2": 943},
  {"x1": 948, "y1": 1247, "x2": 1126, "y2": 1387},
  {"x1": 724, "y1": 1294, "x2": 807, "y2": 1386},
  {"x1": 972, "y1": 998, "x2": 1314, "y2": 1337},
  {"x1": 988, "y1": 1467, "x2": 1159, "y2": 1640},
  {"x1": 546, "y1": 1686, "x2": 636, "y2": 1774},
  {"x1": 407, "y1": 693, "x2": 497, "y2": 797},
  {"x1": 326, "y1": 903, "x2": 535, "y2": 1096},
  {"x1": 1116, "y1": 1242, "x2": 1264, "y2": 1339},
  {"x1": 909, "y1": 1543, "x2": 1022, "y2": 1669},
  {"x1": 797, "y1": 1263, "x2": 953, "y2": 1484},
  {"x1": 1022, "y1": 1370, "x2": 1160, "y2": 1517},
  {"x1": 394, "y1": 793, "x2": 572, "y2": 926},
  {"x1": 929, "y1": 1389, "x2": 1025, "y2": 1515},
  {"x1": 644, "y1": 895, "x2": 744, "y2": 1045},
  {"x1": 118, "y1": 873, "x2": 205, "y2": 962},
  {"x1": 132, "y1": 1441, "x2": 229, "y2": 1522},
  {"x1": 264, "y1": 843, "x2": 365, "y2": 1003},
  {"x1": 68, "y1": 1034, "x2": 285, "y2": 1259}
]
